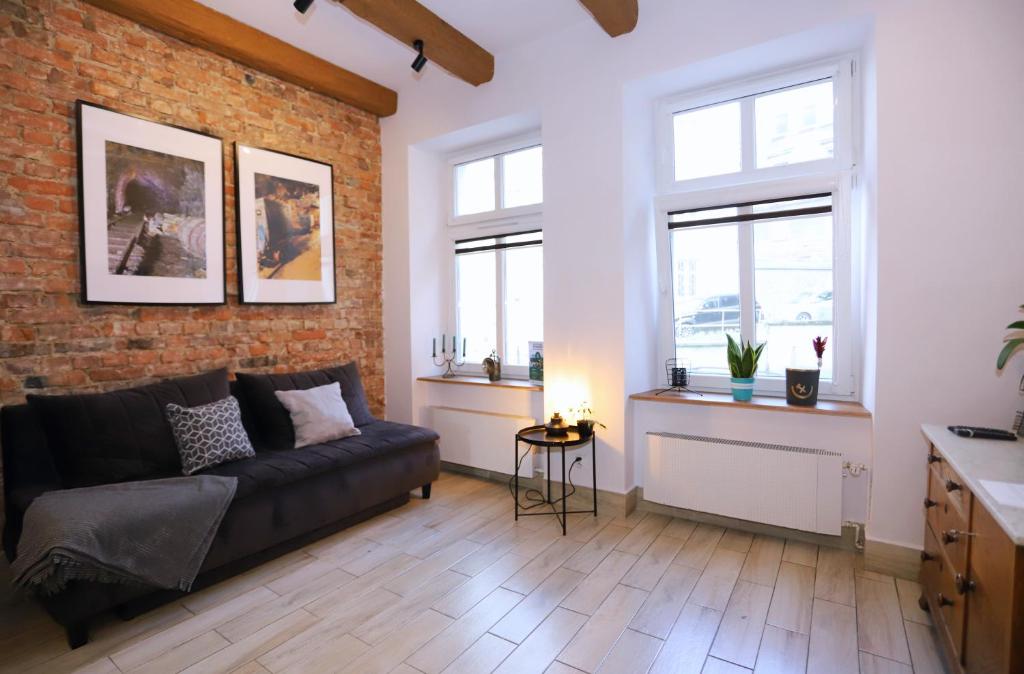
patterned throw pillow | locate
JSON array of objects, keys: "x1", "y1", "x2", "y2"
[{"x1": 165, "y1": 396, "x2": 256, "y2": 475}]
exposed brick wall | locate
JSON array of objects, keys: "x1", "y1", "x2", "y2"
[{"x1": 0, "y1": 0, "x2": 385, "y2": 412}]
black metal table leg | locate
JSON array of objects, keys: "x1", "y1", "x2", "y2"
[
  {"x1": 561, "y1": 445, "x2": 567, "y2": 535},
  {"x1": 592, "y1": 434, "x2": 597, "y2": 516},
  {"x1": 546, "y1": 445, "x2": 551, "y2": 503},
  {"x1": 514, "y1": 436, "x2": 519, "y2": 521}
]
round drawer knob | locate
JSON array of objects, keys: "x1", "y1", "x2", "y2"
[
  {"x1": 920, "y1": 550, "x2": 935, "y2": 562},
  {"x1": 954, "y1": 573, "x2": 976, "y2": 595},
  {"x1": 923, "y1": 498, "x2": 938, "y2": 509},
  {"x1": 942, "y1": 530, "x2": 959, "y2": 544},
  {"x1": 945, "y1": 479, "x2": 962, "y2": 493},
  {"x1": 937, "y1": 593, "x2": 955, "y2": 608},
  {"x1": 927, "y1": 454, "x2": 942, "y2": 464}
]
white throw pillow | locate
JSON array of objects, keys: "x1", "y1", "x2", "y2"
[{"x1": 273, "y1": 382, "x2": 361, "y2": 449}]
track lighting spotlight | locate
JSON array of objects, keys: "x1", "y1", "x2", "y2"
[
  {"x1": 411, "y1": 39, "x2": 428, "y2": 73},
  {"x1": 293, "y1": 0, "x2": 314, "y2": 14}
]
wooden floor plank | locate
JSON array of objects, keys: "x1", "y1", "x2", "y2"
[
  {"x1": 813, "y1": 547, "x2": 856, "y2": 607},
  {"x1": 903, "y1": 619, "x2": 946, "y2": 674},
  {"x1": 894, "y1": 578, "x2": 931, "y2": 626},
  {"x1": 563, "y1": 525, "x2": 631, "y2": 574},
  {"x1": 765, "y1": 562, "x2": 815, "y2": 635},
  {"x1": 338, "y1": 609, "x2": 452, "y2": 674},
  {"x1": 557, "y1": 584, "x2": 648, "y2": 672},
  {"x1": 441, "y1": 632, "x2": 516, "y2": 674},
  {"x1": 859, "y1": 651, "x2": 914, "y2": 674},
  {"x1": 753, "y1": 624, "x2": 807, "y2": 674},
  {"x1": 616, "y1": 514, "x2": 671, "y2": 556},
  {"x1": 494, "y1": 608, "x2": 588, "y2": 674},
  {"x1": 648, "y1": 603, "x2": 722, "y2": 674},
  {"x1": 702, "y1": 657, "x2": 751, "y2": 673},
  {"x1": 855, "y1": 576, "x2": 911, "y2": 665},
  {"x1": 717, "y1": 529, "x2": 755, "y2": 554},
  {"x1": 491, "y1": 568, "x2": 584, "y2": 644},
  {"x1": 807, "y1": 598, "x2": 858, "y2": 674},
  {"x1": 560, "y1": 551, "x2": 639, "y2": 616},
  {"x1": 621, "y1": 534, "x2": 687, "y2": 592},
  {"x1": 673, "y1": 524, "x2": 726, "y2": 570},
  {"x1": 738, "y1": 536, "x2": 785, "y2": 588},
  {"x1": 688, "y1": 548, "x2": 747, "y2": 611},
  {"x1": 781, "y1": 540, "x2": 818, "y2": 568},
  {"x1": 593, "y1": 628, "x2": 663, "y2": 674},
  {"x1": 629, "y1": 563, "x2": 702, "y2": 639},
  {"x1": 709, "y1": 580, "x2": 773, "y2": 669},
  {"x1": 434, "y1": 552, "x2": 530, "y2": 619}
]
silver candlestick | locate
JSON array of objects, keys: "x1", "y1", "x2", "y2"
[{"x1": 432, "y1": 333, "x2": 466, "y2": 378}]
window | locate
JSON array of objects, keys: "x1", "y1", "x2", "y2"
[
  {"x1": 657, "y1": 59, "x2": 858, "y2": 398},
  {"x1": 456, "y1": 231, "x2": 543, "y2": 373},
  {"x1": 659, "y1": 61, "x2": 851, "y2": 193},
  {"x1": 670, "y1": 194, "x2": 837, "y2": 384},
  {"x1": 453, "y1": 144, "x2": 542, "y2": 221}
]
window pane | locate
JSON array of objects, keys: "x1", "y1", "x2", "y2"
[
  {"x1": 504, "y1": 245, "x2": 543, "y2": 366},
  {"x1": 671, "y1": 225, "x2": 740, "y2": 375},
  {"x1": 502, "y1": 146, "x2": 543, "y2": 208},
  {"x1": 673, "y1": 101, "x2": 742, "y2": 181},
  {"x1": 456, "y1": 251, "x2": 496, "y2": 363},
  {"x1": 455, "y1": 157, "x2": 495, "y2": 216},
  {"x1": 753, "y1": 213, "x2": 833, "y2": 380},
  {"x1": 755, "y1": 80, "x2": 834, "y2": 168}
]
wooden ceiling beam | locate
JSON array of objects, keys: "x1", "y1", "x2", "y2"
[
  {"x1": 339, "y1": 0, "x2": 494, "y2": 87},
  {"x1": 577, "y1": 0, "x2": 639, "y2": 37},
  {"x1": 82, "y1": 0, "x2": 398, "y2": 116}
]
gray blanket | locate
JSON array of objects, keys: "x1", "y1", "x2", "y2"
[{"x1": 11, "y1": 475, "x2": 236, "y2": 595}]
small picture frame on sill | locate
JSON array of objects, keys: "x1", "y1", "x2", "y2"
[{"x1": 234, "y1": 144, "x2": 336, "y2": 304}]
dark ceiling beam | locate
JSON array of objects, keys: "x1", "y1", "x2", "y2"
[
  {"x1": 577, "y1": 0, "x2": 639, "y2": 37},
  {"x1": 339, "y1": 0, "x2": 494, "y2": 86},
  {"x1": 82, "y1": 0, "x2": 398, "y2": 116}
]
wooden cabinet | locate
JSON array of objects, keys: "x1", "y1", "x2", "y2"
[{"x1": 920, "y1": 442, "x2": 1024, "y2": 673}]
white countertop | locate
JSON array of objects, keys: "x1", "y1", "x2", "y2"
[{"x1": 922, "y1": 424, "x2": 1024, "y2": 545}]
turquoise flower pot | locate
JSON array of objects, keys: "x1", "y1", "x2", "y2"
[{"x1": 730, "y1": 376, "x2": 755, "y2": 401}]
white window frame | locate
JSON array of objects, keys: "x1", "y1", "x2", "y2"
[
  {"x1": 452, "y1": 231, "x2": 543, "y2": 379},
  {"x1": 446, "y1": 134, "x2": 544, "y2": 378},
  {"x1": 656, "y1": 58, "x2": 855, "y2": 194},
  {"x1": 448, "y1": 132, "x2": 543, "y2": 227},
  {"x1": 654, "y1": 57, "x2": 861, "y2": 400}
]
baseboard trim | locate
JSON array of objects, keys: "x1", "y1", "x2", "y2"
[
  {"x1": 440, "y1": 461, "x2": 636, "y2": 517},
  {"x1": 863, "y1": 538, "x2": 921, "y2": 581}
]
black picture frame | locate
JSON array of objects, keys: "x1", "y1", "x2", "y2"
[
  {"x1": 75, "y1": 100, "x2": 226, "y2": 305},
  {"x1": 233, "y1": 143, "x2": 337, "y2": 305}
]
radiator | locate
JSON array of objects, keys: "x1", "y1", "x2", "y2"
[
  {"x1": 429, "y1": 406, "x2": 535, "y2": 477},
  {"x1": 644, "y1": 432, "x2": 843, "y2": 535}
]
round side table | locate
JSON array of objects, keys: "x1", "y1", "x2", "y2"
[{"x1": 514, "y1": 425, "x2": 597, "y2": 536}]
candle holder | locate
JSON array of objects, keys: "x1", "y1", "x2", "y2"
[{"x1": 432, "y1": 334, "x2": 466, "y2": 378}]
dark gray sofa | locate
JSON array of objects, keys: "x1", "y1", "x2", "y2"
[{"x1": 1, "y1": 363, "x2": 439, "y2": 648}]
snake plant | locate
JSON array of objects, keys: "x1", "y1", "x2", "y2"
[
  {"x1": 726, "y1": 334, "x2": 766, "y2": 379},
  {"x1": 997, "y1": 304, "x2": 1024, "y2": 370}
]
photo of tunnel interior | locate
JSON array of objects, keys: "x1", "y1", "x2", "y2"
[{"x1": 105, "y1": 141, "x2": 207, "y2": 279}]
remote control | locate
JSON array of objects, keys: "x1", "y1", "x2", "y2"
[{"x1": 948, "y1": 425, "x2": 1019, "y2": 441}]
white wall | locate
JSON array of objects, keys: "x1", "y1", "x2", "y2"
[{"x1": 382, "y1": 0, "x2": 1024, "y2": 549}]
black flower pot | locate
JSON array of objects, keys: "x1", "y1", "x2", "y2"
[
  {"x1": 786, "y1": 368, "x2": 820, "y2": 406},
  {"x1": 576, "y1": 420, "x2": 594, "y2": 438}
]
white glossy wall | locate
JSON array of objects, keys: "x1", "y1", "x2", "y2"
[{"x1": 383, "y1": 0, "x2": 1024, "y2": 550}]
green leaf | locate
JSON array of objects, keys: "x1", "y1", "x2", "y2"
[
  {"x1": 997, "y1": 339, "x2": 1024, "y2": 370},
  {"x1": 740, "y1": 344, "x2": 754, "y2": 377},
  {"x1": 1007, "y1": 321, "x2": 1024, "y2": 330}
]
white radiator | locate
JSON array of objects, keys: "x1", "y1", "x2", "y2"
[
  {"x1": 429, "y1": 406, "x2": 535, "y2": 477},
  {"x1": 644, "y1": 432, "x2": 843, "y2": 535}
]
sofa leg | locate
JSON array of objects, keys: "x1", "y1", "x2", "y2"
[
  {"x1": 422, "y1": 483, "x2": 432, "y2": 499},
  {"x1": 66, "y1": 622, "x2": 89, "y2": 649}
]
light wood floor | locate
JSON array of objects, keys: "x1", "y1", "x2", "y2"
[{"x1": 0, "y1": 471, "x2": 947, "y2": 674}]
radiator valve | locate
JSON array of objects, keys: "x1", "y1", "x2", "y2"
[{"x1": 843, "y1": 461, "x2": 867, "y2": 477}]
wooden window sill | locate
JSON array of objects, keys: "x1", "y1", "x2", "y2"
[
  {"x1": 417, "y1": 375, "x2": 543, "y2": 392},
  {"x1": 629, "y1": 389, "x2": 870, "y2": 419}
]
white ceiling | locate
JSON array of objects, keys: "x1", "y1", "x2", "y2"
[{"x1": 200, "y1": 0, "x2": 592, "y2": 92}]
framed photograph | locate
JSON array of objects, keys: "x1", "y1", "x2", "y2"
[
  {"x1": 76, "y1": 101, "x2": 225, "y2": 305},
  {"x1": 234, "y1": 144, "x2": 335, "y2": 304}
]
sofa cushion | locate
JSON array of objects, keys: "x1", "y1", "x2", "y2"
[
  {"x1": 274, "y1": 383, "x2": 360, "y2": 449},
  {"x1": 235, "y1": 362, "x2": 374, "y2": 452},
  {"x1": 26, "y1": 369, "x2": 230, "y2": 487},
  {"x1": 196, "y1": 420, "x2": 438, "y2": 499},
  {"x1": 166, "y1": 396, "x2": 256, "y2": 474}
]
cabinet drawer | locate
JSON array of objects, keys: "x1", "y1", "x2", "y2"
[
  {"x1": 928, "y1": 468, "x2": 970, "y2": 573},
  {"x1": 922, "y1": 524, "x2": 965, "y2": 661}
]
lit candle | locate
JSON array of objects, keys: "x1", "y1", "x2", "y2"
[
  {"x1": 462, "y1": 338, "x2": 466, "y2": 358},
  {"x1": 432, "y1": 338, "x2": 436, "y2": 358}
]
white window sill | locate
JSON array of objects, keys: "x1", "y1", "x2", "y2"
[{"x1": 418, "y1": 375, "x2": 542, "y2": 392}]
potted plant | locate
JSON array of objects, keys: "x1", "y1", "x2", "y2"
[
  {"x1": 997, "y1": 304, "x2": 1024, "y2": 370},
  {"x1": 786, "y1": 336, "x2": 826, "y2": 407},
  {"x1": 570, "y1": 402, "x2": 606, "y2": 438},
  {"x1": 726, "y1": 334, "x2": 765, "y2": 402}
]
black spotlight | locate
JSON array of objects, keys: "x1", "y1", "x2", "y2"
[
  {"x1": 294, "y1": 0, "x2": 314, "y2": 13},
  {"x1": 411, "y1": 39, "x2": 428, "y2": 72}
]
